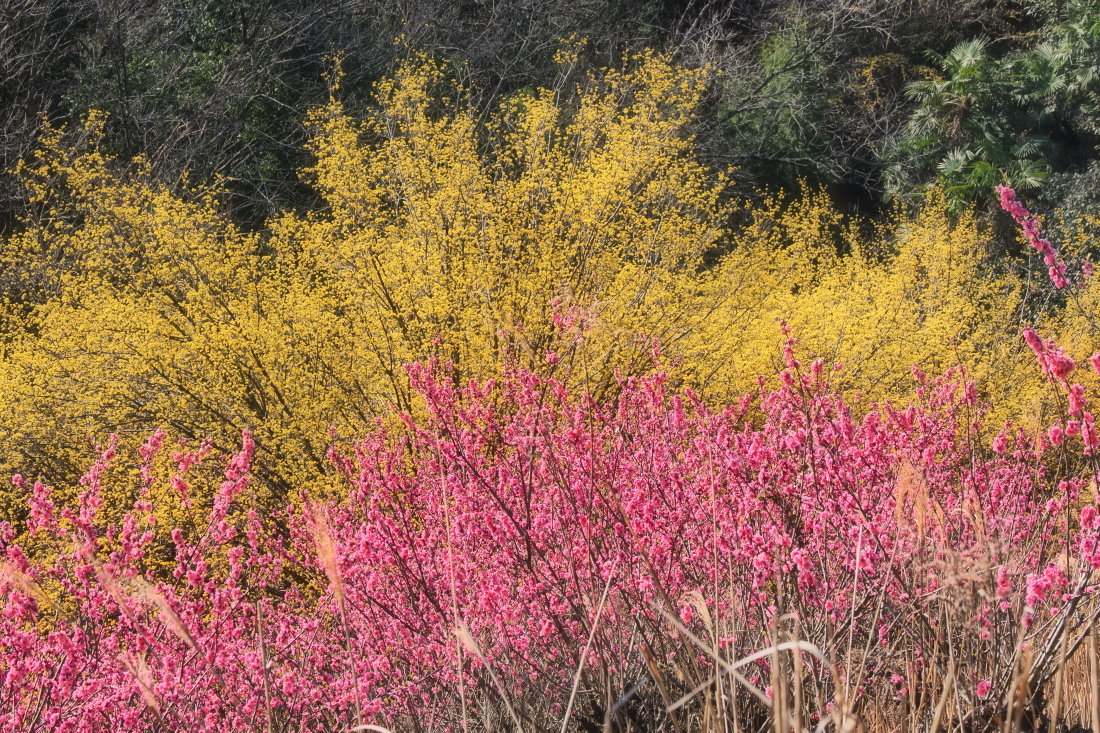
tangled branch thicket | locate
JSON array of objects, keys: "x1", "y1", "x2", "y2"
[{"x1": 4, "y1": 50, "x2": 1100, "y2": 732}]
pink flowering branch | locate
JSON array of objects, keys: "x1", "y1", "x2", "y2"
[
  {"x1": 997, "y1": 185, "x2": 1069, "y2": 289},
  {"x1": 2, "y1": 342, "x2": 1099, "y2": 730}
]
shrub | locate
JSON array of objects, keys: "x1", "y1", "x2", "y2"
[
  {"x1": 0, "y1": 54, "x2": 1076, "y2": 530},
  {"x1": 3, "y1": 331, "x2": 1100, "y2": 730},
  {"x1": 0, "y1": 52, "x2": 724, "y2": 506}
]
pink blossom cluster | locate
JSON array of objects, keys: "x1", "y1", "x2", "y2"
[
  {"x1": 1022, "y1": 328, "x2": 1100, "y2": 454},
  {"x1": 997, "y1": 185, "x2": 1070, "y2": 289},
  {"x1": 1019, "y1": 328, "x2": 1100, "y2": 451},
  {"x1": 1022, "y1": 328, "x2": 1076, "y2": 381},
  {"x1": 2, "y1": 348, "x2": 1098, "y2": 730},
  {"x1": 1019, "y1": 329, "x2": 1100, "y2": 582}
]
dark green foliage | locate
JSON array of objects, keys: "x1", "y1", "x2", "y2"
[
  {"x1": 0, "y1": 0, "x2": 1096, "y2": 226},
  {"x1": 886, "y1": 0, "x2": 1100, "y2": 209},
  {"x1": 0, "y1": 0, "x2": 676, "y2": 229}
]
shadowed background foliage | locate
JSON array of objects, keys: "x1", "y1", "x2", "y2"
[{"x1": 4, "y1": 0, "x2": 1096, "y2": 230}]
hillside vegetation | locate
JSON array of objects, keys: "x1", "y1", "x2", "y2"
[{"x1": 4, "y1": 3, "x2": 1100, "y2": 731}]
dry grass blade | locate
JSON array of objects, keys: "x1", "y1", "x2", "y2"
[
  {"x1": 120, "y1": 650, "x2": 161, "y2": 715},
  {"x1": 640, "y1": 638, "x2": 686, "y2": 733},
  {"x1": 306, "y1": 502, "x2": 361, "y2": 724},
  {"x1": 130, "y1": 576, "x2": 198, "y2": 652},
  {"x1": 929, "y1": 658, "x2": 955, "y2": 733},
  {"x1": 455, "y1": 619, "x2": 526, "y2": 732},
  {"x1": 120, "y1": 649, "x2": 170, "y2": 729},
  {"x1": 656, "y1": 603, "x2": 829, "y2": 714},
  {"x1": 0, "y1": 560, "x2": 52, "y2": 610},
  {"x1": 668, "y1": 641, "x2": 830, "y2": 714},
  {"x1": 1090, "y1": 625, "x2": 1100, "y2": 733},
  {"x1": 1029, "y1": 572, "x2": 1091, "y2": 688},
  {"x1": 257, "y1": 600, "x2": 275, "y2": 733},
  {"x1": 560, "y1": 560, "x2": 617, "y2": 733},
  {"x1": 306, "y1": 502, "x2": 345, "y2": 604}
]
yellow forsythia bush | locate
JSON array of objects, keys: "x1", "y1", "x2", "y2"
[
  {"x1": 0, "y1": 52, "x2": 727, "y2": 513},
  {"x1": 0, "y1": 51, "x2": 1064, "y2": 518},
  {"x1": 683, "y1": 188, "x2": 1040, "y2": 415}
]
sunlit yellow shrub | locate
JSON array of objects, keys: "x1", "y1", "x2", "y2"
[
  {"x1": 1035, "y1": 213, "x2": 1100, "y2": 419},
  {"x1": 0, "y1": 49, "x2": 1070, "y2": 521},
  {"x1": 681, "y1": 188, "x2": 1039, "y2": 416},
  {"x1": 0, "y1": 52, "x2": 728, "y2": 511},
  {"x1": 273, "y1": 52, "x2": 727, "y2": 405},
  {"x1": 0, "y1": 112, "x2": 280, "y2": 517}
]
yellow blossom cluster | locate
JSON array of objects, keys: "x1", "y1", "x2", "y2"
[{"x1": 0, "y1": 51, "x2": 1084, "y2": 518}]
